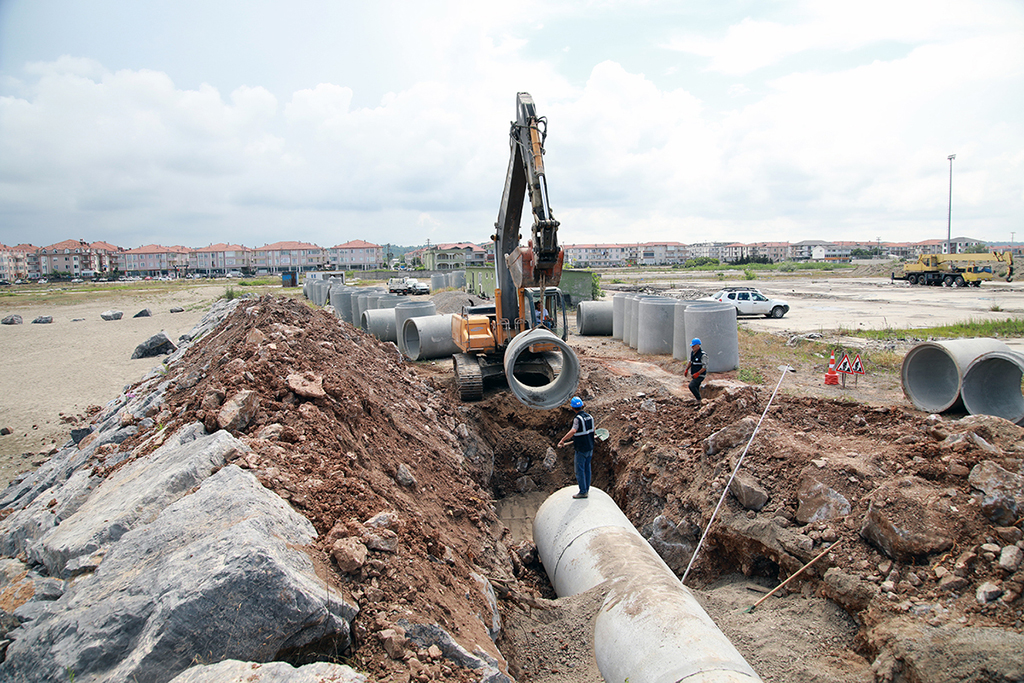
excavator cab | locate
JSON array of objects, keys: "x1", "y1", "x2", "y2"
[{"x1": 523, "y1": 288, "x2": 568, "y2": 341}]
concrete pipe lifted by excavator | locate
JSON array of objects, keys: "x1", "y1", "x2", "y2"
[{"x1": 450, "y1": 92, "x2": 580, "y2": 409}]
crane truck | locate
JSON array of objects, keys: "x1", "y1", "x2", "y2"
[
  {"x1": 892, "y1": 251, "x2": 1014, "y2": 287},
  {"x1": 449, "y1": 93, "x2": 577, "y2": 404}
]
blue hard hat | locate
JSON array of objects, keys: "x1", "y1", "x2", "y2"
[
  {"x1": 570, "y1": 396, "x2": 584, "y2": 408},
  {"x1": 691, "y1": 338, "x2": 701, "y2": 346}
]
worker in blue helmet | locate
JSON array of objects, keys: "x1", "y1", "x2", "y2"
[
  {"x1": 684, "y1": 338, "x2": 706, "y2": 406},
  {"x1": 557, "y1": 396, "x2": 595, "y2": 499}
]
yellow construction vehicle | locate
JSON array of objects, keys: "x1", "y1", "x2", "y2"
[
  {"x1": 892, "y1": 251, "x2": 1014, "y2": 287},
  {"x1": 450, "y1": 93, "x2": 579, "y2": 408}
]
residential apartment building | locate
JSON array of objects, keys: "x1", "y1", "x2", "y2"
[
  {"x1": 252, "y1": 241, "x2": 325, "y2": 274},
  {"x1": 119, "y1": 245, "x2": 191, "y2": 276},
  {"x1": 421, "y1": 243, "x2": 486, "y2": 270},
  {"x1": 326, "y1": 240, "x2": 383, "y2": 271},
  {"x1": 563, "y1": 244, "x2": 636, "y2": 268},
  {"x1": 0, "y1": 244, "x2": 32, "y2": 280},
  {"x1": 748, "y1": 242, "x2": 792, "y2": 262},
  {"x1": 190, "y1": 244, "x2": 251, "y2": 276}
]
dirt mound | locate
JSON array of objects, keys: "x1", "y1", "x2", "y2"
[{"x1": 97, "y1": 294, "x2": 1022, "y2": 681}]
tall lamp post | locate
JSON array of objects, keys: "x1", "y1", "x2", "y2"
[{"x1": 947, "y1": 154, "x2": 956, "y2": 254}]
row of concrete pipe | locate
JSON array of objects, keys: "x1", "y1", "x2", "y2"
[
  {"x1": 901, "y1": 338, "x2": 1024, "y2": 425},
  {"x1": 577, "y1": 294, "x2": 740, "y2": 372}
]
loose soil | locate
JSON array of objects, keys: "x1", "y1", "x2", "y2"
[{"x1": 3, "y1": 284, "x2": 1023, "y2": 682}]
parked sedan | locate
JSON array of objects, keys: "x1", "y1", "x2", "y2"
[{"x1": 709, "y1": 287, "x2": 789, "y2": 318}]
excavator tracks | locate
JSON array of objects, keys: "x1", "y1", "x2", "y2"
[{"x1": 453, "y1": 353, "x2": 484, "y2": 402}]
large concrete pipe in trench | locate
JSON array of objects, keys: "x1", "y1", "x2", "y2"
[
  {"x1": 503, "y1": 328, "x2": 581, "y2": 409},
  {"x1": 962, "y1": 350, "x2": 1024, "y2": 424},
  {"x1": 901, "y1": 338, "x2": 1013, "y2": 413},
  {"x1": 637, "y1": 297, "x2": 677, "y2": 355},
  {"x1": 672, "y1": 300, "x2": 691, "y2": 360},
  {"x1": 394, "y1": 301, "x2": 437, "y2": 357},
  {"x1": 684, "y1": 302, "x2": 739, "y2": 372},
  {"x1": 362, "y1": 308, "x2": 398, "y2": 342},
  {"x1": 577, "y1": 301, "x2": 614, "y2": 336},
  {"x1": 612, "y1": 293, "x2": 627, "y2": 341},
  {"x1": 534, "y1": 487, "x2": 762, "y2": 683},
  {"x1": 402, "y1": 314, "x2": 461, "y2": 361}
]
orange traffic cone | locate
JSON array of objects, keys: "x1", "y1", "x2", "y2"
[{"x1": 824, "y1": 350, "x2": 840, "y2": 385}]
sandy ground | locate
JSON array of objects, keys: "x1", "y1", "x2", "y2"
[{"x1": 0, "y1": 284, "x2": 228, "y2": 486}]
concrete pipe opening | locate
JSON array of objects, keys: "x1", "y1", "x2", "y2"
[
  {"x1": 503, "y1": 328, "x2": 581, "y2": 410},
  {"x1": 362, "y1": 308, "x2": 398, "y2": 342},
  {"x1": 394, "y1": 301, "x2": 437, "y2": 356},
  {"x1": 402, "y1": 314, "x2": 460, "y2": 361},
  {"x1": 901, "y1": 339, "x2": 1011, "y2": 413},
  {"x1": 534, "y1": 487, "x2": 762, "y2": 683},
  {"x1": 577, "y1": 301, "x2": 614, "y2": 336},
  {"x1": 961, "y1": 350, "x2": 1024, "y2": 423}
]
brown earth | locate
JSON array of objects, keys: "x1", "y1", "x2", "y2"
[{"x1": 6, "y1": 291, "x2": 1024, "y2": 682}]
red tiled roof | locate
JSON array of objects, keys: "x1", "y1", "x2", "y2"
[
  {"x1": 331, "y1": 240, "x2": 380, "y2": 249},
  {"x1": 255, "y1": 241, "x2": 322, "y2": 251}
]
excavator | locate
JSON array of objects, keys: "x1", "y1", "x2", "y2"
[
  {"x1": 892, "y1": 251, "x2": 1014, "y2": 287},
  {"x1": 449, "y1": 92, "x2": 580, "y2": 409}
]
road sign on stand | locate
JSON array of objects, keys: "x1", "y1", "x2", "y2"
[
  {"x1": 836, "y1": 354, "x2": 853, "y2": 374},
  {"x1": 851, "y1": 354, "x2": 865, "y2": 375}
]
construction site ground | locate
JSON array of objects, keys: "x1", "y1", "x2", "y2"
[{"x1": 1, "y1": 270, "x2": 1023, "y2": 682}]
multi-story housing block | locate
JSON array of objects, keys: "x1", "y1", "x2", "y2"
[
  {"x1": 252, "y1": 241, "x2": 325, "y2": 274},
  {"x1": 119, "y1": 245, "x2": 191, "y2": 276},
  {"x1": 563, "y1": 244, "x2": 635, "y2": 268},
  {"x1": 326, "y1": 240, "x2": 382, "y2": 271},
  {"x1": 421, "y1": 243, "x2": 485, "y2": 271},
  {"x1": 190, "y1": 244, "x2": 251, "y2": 276},
  {"x1": 0, "y1": 244, "x2": 33, "y2": 280}
]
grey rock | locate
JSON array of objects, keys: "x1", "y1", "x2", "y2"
[
  {"x1": 133, "y1": 308, "x2": 152, "y2": 318},
  {"x1": 169, "y1": 660, "x2": 366, "y2": 683},
  {"x1": 795, "y1": 476, "x2": 850, "y2": 524},
  {"x1": 31, "y1": 316, "x2": 53, "y2": 324},
  {"x1": 968, "y1": 460, "x2": 1024, "y2": 526},
  {"x1": 704, "y1": 416, "x2": 757, "y2": 456},
  {"x1": 217, "y1": 389, "x2": 258, "y2": 432},
  {"x1": 131, "y1": 331, "x2": 177, "y2": 359},
  {"x1": 0, "y1": 465, "x2": 357, "y2": 683},
  {"x1": 821, "y1": 568, "x2": 880, "y2": 612},
  {"x1": 399, "y1": 621, "x2": 512, "y2": 683},
  {"x1": 396, "y1": 463, "x2": 417, "y2": 488},
  {"x1": 100, "y1": 310, "x2": 123, "y2": 321},
  {"x1": 860, "y1": 478, "x2": 953, "y2": 563},
  {"x1": 33, "y1": 426, "x2": 244, "y2": 576},
  {"x1": 1, "y1": 314, "x2": 22, "y2": 325},
  {"x1": 647, "y1": 515, "x2": 695, "y2": 574},
  {"x1": 976, "y1": 581, "x2": 1003, "y2": 603},
  {"x1": 998, "y1": 545, "x2": 1022, "y2": 572},
  {"x1": 70, "y1": 427, "x2": 92, "y2": 444},
  {"x1": 170, "y1": 306, "x2": 185, "y2": 313},
  {"x1": 542, "y1": 446, "x2": 557, "y2": 471},
  {"x1": 729, "y1": 472, "x2": 769, "y2": 511}
]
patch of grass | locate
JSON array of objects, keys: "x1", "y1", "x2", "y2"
[
  {"x1": 223, "y1": 286, "x2": 238, "y2": 300},
  {"x1": 837, "y1": 316, "x2": 1024, "y2": 341},
  {"x1": 738, "y1": 367, "x2": 765, "y2": 383}
]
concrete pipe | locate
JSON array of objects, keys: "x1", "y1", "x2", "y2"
[
  {"x1": 339, "y1": 288, "x2": 370, "y2": 324},
  {"x1": 355, "y1": 289, "x2": 386, "y2": 327},
  {"x1": 394, "y1": 301, "x2": 437, "y2": 356},
  {"x1": 376, "y1": 294, "x2": 404, "y2": 309},
  {"x1": 612, "y1": 293, "x2": 628, "y2": 340},
  {"x1": 534, "y1": 487, "x2": 763, "y2": 683},
  {"x1": 503, "y1": 328, "x2": 581, "y2": 410},
  {"x1": 637, "y1": 297, "x2": 677, "y2": 355},
  {"x1": 430, "y1": 274, "x2": 446, "y2": 292},
  {"x1": 452, "y1": 270, "x2": 466, "y2": 289},
  {"x1": 402, "y1": 314, "x2": 461, "y2": 361},
  {"x1": 902, "y1": 339, "x2": 1013, "y2": 413},
  {"x1": 624, "y1": 295, "x2": 639, "y2": 348},
  {"x1": 577, "y1": 301, "x2": 614, "y2": 336},
  {"x1": 329, "y1": 285, "x2": 350, "y2": 317},
  {"x1": 684, "y1": 302, "x2": 739, "y2": 373},
  {"x1": 672, "y1": 301, "x2": 691, "y2": 360},
  {"x1": 361, "y1": 308, "x2": 398, "y2": 341},
  {"x1": 962, "y1": 350, "x2": 1024, "y2": 424}
]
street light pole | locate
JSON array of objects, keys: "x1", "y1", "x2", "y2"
[{"x1": 947, "y1": 154, "x2": 956, "y2": 254}]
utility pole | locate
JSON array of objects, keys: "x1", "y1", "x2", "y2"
[{"x1": 947, "y1": 154, "x2": 956, "y2": 254}]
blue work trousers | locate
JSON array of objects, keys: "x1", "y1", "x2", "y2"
[{"x1": 574, "y1": 449, "x2": 593, "y2": 496}]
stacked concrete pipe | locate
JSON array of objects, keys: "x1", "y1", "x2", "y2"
[
  {"x1": 338, "y1": 288, "x2": 370, "y2": 324},
  {"x1": 637, "y1": 297, "x2": 677, "y2": 355},
  {"x1": 402, "y1": 314, "x2": 461, "y2": 361},
  {"x1": 684, "y1": 302, "x2": 739, "y2": 372},
  {"x1": 503, "y1": 328, "x2": 581, "y2": 409},
  {"x1": 394, "y1": 301, "x2": 437, "y2": 356},
  {"x1": 961, "y1": 350, "x2": 1024, "y2": 425},
  {"x1": 672, "y1": 300, "x2": 691, "y2": 360},
  {"x1": 430, "y1": 274, "x2": 445, "y2": 292},
  {"x1": 361, "y1": 308, "x2": 398, "y2": 342},
  {"x1": 534, "y1": 487, "x2": 763, "y2": 683},
  {"x1": 577, "y1": 301, "x2": 614, "y2": 336},
  {"x1": 611, "y1": 293, "x2": 628, "y2": 340},
  {"x1": 355, "y1": 290, "x2": 385, "y2": 326},
  {"x1": 329, "y1": 284, "x2": 350, "y2": 317},
  {"x1": 901, "y1": 338, "x2": 1014, "y2": 414}
]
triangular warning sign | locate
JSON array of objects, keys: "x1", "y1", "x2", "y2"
[
  {"x1": 835, "y1": 354, "x2": 853, "y2": 374},
  {"x1": 851, "y1": 354, "x2": 865, "y2": 375}
]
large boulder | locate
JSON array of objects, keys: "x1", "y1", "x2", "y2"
[
  {"x1": 968, "y1": 460, "x2": 1024, "y2": 526},
  {"x1": 860, "y1": 477, "x2": 955, "y2": 563},
  {"x1": 169, "y1": 660, "x2": 366, "y2": 683},
  {"x1": 131, "y1": 331, "x2": 178, "y2": 359},
  {"x1": 100, "y1": 310, "x2": 123, "y2": 321},
  {"x1": 0, "y1": 465, "x2": 357, "y2": 683},
  {"x1": 1, "y1": 314, "x2": 22, "y2": 325}
]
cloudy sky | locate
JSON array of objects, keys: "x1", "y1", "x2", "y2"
[{"x1": 1, "y1": 0, "x2": 1021, "y2": 251}]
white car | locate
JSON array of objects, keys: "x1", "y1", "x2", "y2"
[{"x1": 709, "y1": 287, "x2": 789, "y2": 318}]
